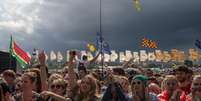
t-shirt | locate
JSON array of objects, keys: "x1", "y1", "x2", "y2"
[
  {"x1": 180, "y1": 83, "x2": 191, "y2": 95},
  {"x1": 14, "y1": 92, "x2": 42, "y2": 101}
]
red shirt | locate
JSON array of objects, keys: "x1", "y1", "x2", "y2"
[
  {"x1": 180, "y1": 83, "x2": 191, "y2": 95},
  {"x1": 158, "y1": 90, "x2": 186, "y2": 101}
]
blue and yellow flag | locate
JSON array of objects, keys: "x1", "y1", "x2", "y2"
[{"x1": 86, "y1": 42, "x2": 97, "y2": 52}]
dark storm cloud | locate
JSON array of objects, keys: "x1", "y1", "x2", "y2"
[{"x1": 0, "y1": 0, "x2": 201, "y2": 53}]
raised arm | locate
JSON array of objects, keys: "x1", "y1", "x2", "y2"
[
  {"x1": 68, "y1": 51, "x2": 77, "y2": 90},
  {"x1": 89, "y1": 51, "x2": 101, "y2": 64},
  {"x1": 41, "y1": 91, "x2": 72, "y2": 101},
  {"x1": 38, "y1": 51, "x2": 48, "y2": 91}
]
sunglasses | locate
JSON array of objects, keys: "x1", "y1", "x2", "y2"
[
  {"x1": 193, "y1": 83, "x2": 201, "y2": 86},
  {"x1": 166, "y1": 82, "x2": 177, "y2": 86},
  {"x1": 132, "y1": 81, "x2": 141, "y2": 85},
  {"x1": 51, "y1": 84, "x2": 62, "y2": 89}
]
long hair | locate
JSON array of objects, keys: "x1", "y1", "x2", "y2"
[
  {"x1": 0, "y1": 85, "x2": 4, "y2": 101},
  {"x1": 78, "y1": 75, "x2": 97, "y2": 101},
  {"x1": 161, "y1": 75, "x2": 178, "y2": 91}
]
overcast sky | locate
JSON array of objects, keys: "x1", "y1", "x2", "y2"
[{"x1": 0, "y1": 0, "x2": 201, "y2": 53}]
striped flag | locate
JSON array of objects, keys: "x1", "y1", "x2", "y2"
[{"x1": 9, "y1": 36, "x2": 31, "y2": 68}]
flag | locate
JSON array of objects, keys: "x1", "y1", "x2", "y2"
[
  {"x1": 96, "y1": 32, "x2": 111, "y2": 54},
  {"x1": 195, "y1": 39, "x2": 201, "y2": 49},
  {"x1": 50, "y1": 50, "x2": 56, "y2": 61},
  {"x1": 133, "y1": 0, "x2": 141, "y2": 12},
  {"x1": 86, "y1": 42, "x2": 96, "y2": 52},
  {"x1": 9, "y1": 36, "x2": 31, "y2": 68},
  {"x1": 57, "y1": 51, "x2": 63, "y2": 62}
]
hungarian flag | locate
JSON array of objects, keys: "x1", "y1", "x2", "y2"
[{"x1": 9, "y1": 36, "x2": 31, "y2": 68}]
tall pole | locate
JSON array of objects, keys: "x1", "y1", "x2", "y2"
[{"x1": 99, "y1": 0, "x2": 104, "y2": 79}]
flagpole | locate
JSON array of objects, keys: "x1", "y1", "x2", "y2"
[{"x1": 99, "y1": 0, "x2": 105, "y2": 80}]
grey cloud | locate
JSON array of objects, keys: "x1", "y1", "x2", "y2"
[{"x1": 0, "y1": 0, "x2": 201, "y2": 53}]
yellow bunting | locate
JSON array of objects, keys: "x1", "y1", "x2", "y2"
[
  {"x1": 155, "y1": 50, "x2": 163, "y2": 62},
  {"x1": 189, "y1": 49, "x2": 199, "y2": 61},
  {"x1": 178, "y1": 51, "x2": 185, "y2": 62},
  {"x1": 163, "y1": 51, "x2": 171, "y2": 62},
  {"x1": 171, "y1": 49, "x2": 179, "y2": 62}
]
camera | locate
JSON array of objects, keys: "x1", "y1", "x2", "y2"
[{"x1": 70, "y1": 50, "x2": 76, "y2": 56}]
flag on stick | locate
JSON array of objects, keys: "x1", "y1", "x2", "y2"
[{"x1": 9, "y1": 36, "x2": 31, "y2": 68}]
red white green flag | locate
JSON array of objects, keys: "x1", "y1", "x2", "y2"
[{"x1": 9, "y1": 36, "x2": 31, "y2": 68}]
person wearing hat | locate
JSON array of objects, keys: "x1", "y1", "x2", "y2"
[
  {"x1": 129, "y1": 75, "x2": 158, "y2": 101},
  {"x1": 174, "y1": 65, "x2": 193, "y2": 95}
]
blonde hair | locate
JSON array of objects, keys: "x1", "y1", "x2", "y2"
[
  {"x1": 78, "y1": 75, "x2": 98, "y2": 100},
  {"x1": 49, "y1": 73, "x2": 63, "y2": 83},
  {"x1": 161, "y1": 75, "x2": 178, "y2": 91},
  {"x1": 23, "y1": 72, "x2": 37, "y2": 83}
]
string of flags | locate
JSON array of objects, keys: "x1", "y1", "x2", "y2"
[{"x1": 141, "y1": 37, "x2": 158, "y2": 49}]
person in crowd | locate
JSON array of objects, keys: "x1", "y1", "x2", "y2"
[
  {"x1": 68, "y1": 50, "x2": 99, "y2": 101},
  {"x1": 186, "y1": 75, "x2": 201, "y2": 101},
  {"x1": 129, "y1": 75, "x2": 158, "y2": 101},
  {"x1": 77, "y1": 62, "x2": 88, "y2": 79},
  {"x1": 28, "y1": 68, "x2": 42, "y2": 93},
  {"x1": 148, "y1": 83, "x2": 161, "y2": 95},
  {"x1": 14, "y1": 72, "x2": 42, "y2": 101},
  {"x1": 174, "y1": 65, "x2": 193, "y2": 95},
  {"x1": 40, "y1": 78, "x2": 68, "y2": 101},
  {"x1": 119, "y1": 76, "x2": 130, "y2": 98},
  {"x1": 13, "y1": 77, "x2": 23, "y2": 95},
  {"x1": 39, "y1": 51, "x2": 71, "y2": 101},
  {"x1": 158, "y1": 75, "x2": 186, "y2": 101},
  {"x1": 2, "y1": 69, "x2": 16, "y2": 93},
  {"x1": 76, "y1": 51, "x2": 101, "y2": 69},
  {"x1": 0, "y1": 77, "x2": 15, "y2": 101},
  {"x1": 101, "y1": 73, "x2": 128, "y2": 101}
]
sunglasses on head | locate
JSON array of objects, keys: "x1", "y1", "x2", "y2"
[
  {"x1": 51, "y1": 84, "x2": 62, "y2": 89},
  {"x1": 132, "y1": 81, "x2": 141, "y2": 85}
]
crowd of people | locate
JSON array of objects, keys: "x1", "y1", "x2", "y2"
[{"x1": 1, "y1": 50, "x2": 201, "y2": 101}]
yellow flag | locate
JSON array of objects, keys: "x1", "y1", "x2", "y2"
[
  {"x1": 133, "y1": 0, "x2": 141, "y2": 12},
  {"x1": 87, "y1": 43, "x2": 96, "y2": 52}
]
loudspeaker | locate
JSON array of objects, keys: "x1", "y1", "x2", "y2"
[{"x1": 0, "y1": 51, "x2": 16, "y2": 73}]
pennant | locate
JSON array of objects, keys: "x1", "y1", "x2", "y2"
[
  {"x1": 57, "y1": 51, "x2": 63, "y2": 62},
  {"x1": 140, "y1": 50, "x2": 148, "y2": 62},
  {"x1": 50, "y1": 50, "x2": 56, "y2": 61},
  {"x1": 133, "y1": 52, "x2": 140, "y2": 63},
  {"x1": 110, "y1": 50, "x2": 118, "y2": 62}
]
